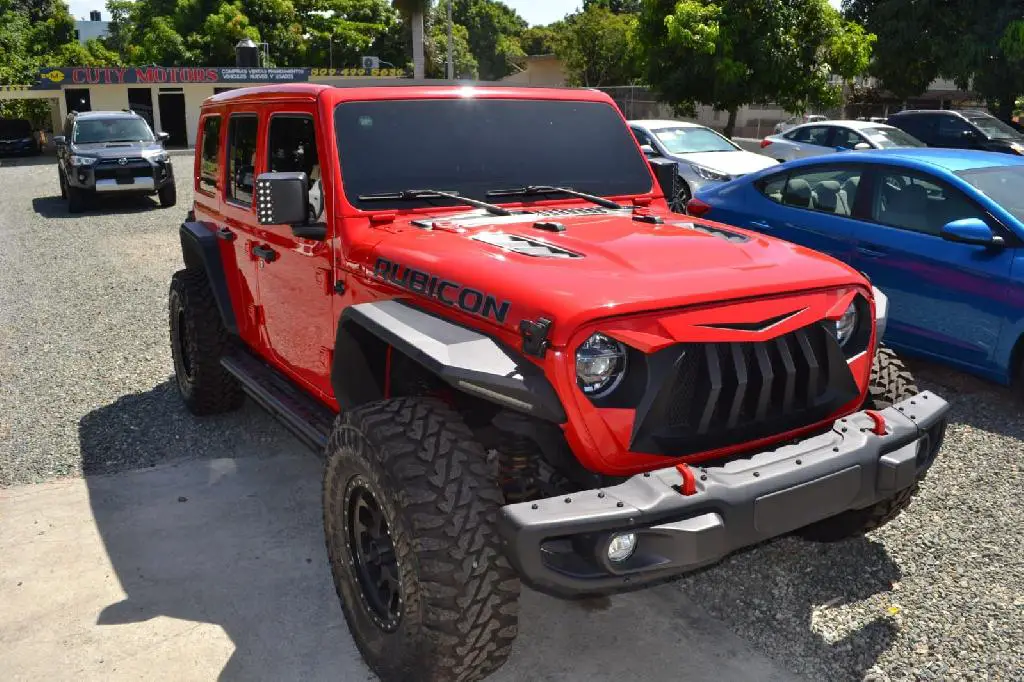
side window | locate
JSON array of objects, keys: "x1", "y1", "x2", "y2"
[
  {"x1": 227, "y1": 115, "x2": 258, "y2": 206},
  {"x1": 781, "y1": 167, "x2": 862, "y2": 216},
  {"x1": 198, "y1": 116, "x2": 221, "y2": 194},
  {"x1": 833, "y1": 128, "x2": 868, "y2": 150},
  {"x1": 937, "y1": 115, "x2": 973, "y2": 144},
  {"x1": 871, "y1": 170, "x2": 985, "y2": 235},
  {"x1": 267, "y1": 115, "x2": 323, "y2": 222},
  {"x1": 788, "y1": 125, "x2": 831, "y2": 146},
  {"x1": 631, "y1": 127, "x2": 653, "y2": 147},
  {"x1": 757, "y1": 174, "x2": 787, "y2": 204}
]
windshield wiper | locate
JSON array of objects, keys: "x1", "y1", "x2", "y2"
[
  {"x1": 358, "y1": 189, "x2": 513, "y2": 216},
  {"x1": 486, "y1": 185, "x2": 623, "y2": 210}
]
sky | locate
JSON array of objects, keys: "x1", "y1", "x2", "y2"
[{"x1": 67, "y1": 0, "x2": 841, "y2": 27}]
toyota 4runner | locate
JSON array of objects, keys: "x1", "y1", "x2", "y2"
[
  {"x1": 170, "y1": 83, "x2": 950, "y2": 682},
  {"x1": 55, "y1": 110, "x2": 176, "y2": 213}
]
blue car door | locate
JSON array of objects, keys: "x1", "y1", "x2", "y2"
[
  {"x1": 743, "y1": 163, "x2": 864, "y2": 262},
  {"x1": 847, "y1": 165, "x2": 1013, "y2": 370}
]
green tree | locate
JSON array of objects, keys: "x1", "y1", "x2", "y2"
[
  {"x1": 584, "y1": 0, "x2": 641, "y2": 13},
  {"x1": 557, "y1": 5, "x2": 639, "y2": 87},
  {"x1": 846, "y1": 0, "x2": 1024, "y2": 122},
  {"x1": 425, "y1": 1, "x2": 477, "y2": 77},
  {"x1": 451, "y1": 0, "x2": 527, "y2": 80},
  {"x1": 519, "y1": 24, "x2": 561, "y2": 55},
  {"x1": 638, "y1": 0, "x2": 875, "y2": 137}
]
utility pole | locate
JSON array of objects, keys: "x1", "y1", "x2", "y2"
[{"x1": 446, "y1": 0, "x2": 454, "y2": 80}]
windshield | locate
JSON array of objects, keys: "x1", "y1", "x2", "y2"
[
  {"x1": 74, "y1": 118, "x2": 154, "y2": 144},
  {"x1": 956, "y1": 165, "x2": 1024, "y2": 223},
  {"x1": 652, "y1": 126, "x2": 738, "y2": 154},
  {"x1": 0, "y1": 119, "x2": 32, "y2": 138},
  {"x1": 965, "y1": 115, "x2": 1023, "y2": 141},
  {"x1": 334, "y1": 99, "x2": 652, "y2": 211},
  {"x1": 862, "y1": 126, "x2": 926, "y2": 148}
]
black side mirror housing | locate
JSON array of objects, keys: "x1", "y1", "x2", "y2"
[
  {"x1": 940, "y1": 218, "x2": 1003, "y2": 247},
  {"x1": 156, "y1": 131, "x2": 170, "y2": 143},
  {"x1": 256, "y1": 172, "x2": 327, "y2": 240},
  {"x1": 53, "y1": 135, "x2": 66, "y2": 146}
]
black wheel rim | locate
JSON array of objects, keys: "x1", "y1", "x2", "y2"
[
  {"x1": 671, "y1": 185, "x2": 691, "y2": 213},
  {"x1": 174, "y1": 308, "x2": 194, "y2": 381},
  {"x1": 345, "y1": 480, "x2": 402, "y2": 631}
]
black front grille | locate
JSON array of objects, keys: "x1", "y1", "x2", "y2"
[
  {"x1": 95, "y1": 158, "x2": 154, "y2": 181},
  {"x1": 630, "y1": 322, "x2": 859, "y2": 456}
]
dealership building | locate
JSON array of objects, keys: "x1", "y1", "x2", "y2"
[{"x1": 3, "y1": 62, "x2": 408, "y2": 148}]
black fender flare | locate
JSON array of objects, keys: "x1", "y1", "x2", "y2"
[
  {"x1": 333, "y1": 300, "x2": 567, "y2": 424},
  {"x1": 179, "y1": 221, "x2": 238, "y2": 336}
]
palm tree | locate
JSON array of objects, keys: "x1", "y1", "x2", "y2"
[{"x1": 393, "y1": 0, "x2": 429, "y2": 79}]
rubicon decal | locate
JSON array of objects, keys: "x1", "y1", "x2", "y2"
[{"x1": 373, "y1": 258, "x2": 511, "y2": 323}]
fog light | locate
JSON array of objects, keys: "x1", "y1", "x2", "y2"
[
  {"x1": 78, "y1": 172, "x2": 86, "y2": 182},
  {"x1": 607, "y1": 532, "x2": 637, "y2": 562}
]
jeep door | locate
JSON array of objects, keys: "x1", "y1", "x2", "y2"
[{"x1": 251, "y1": 108, "x2": 336, "y2": 400}]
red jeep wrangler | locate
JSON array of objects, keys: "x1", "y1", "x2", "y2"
[{"x1": 170, "y1": 84, "x2": 949, "y2": 681}]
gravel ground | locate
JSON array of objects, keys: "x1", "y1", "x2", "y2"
[{"x1": 1, "y1": 153, "x2": 1021, "y2": 680}]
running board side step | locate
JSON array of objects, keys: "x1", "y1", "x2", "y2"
[{"x1": 221, "y1": 351, "x2": 336, "y2": 454}]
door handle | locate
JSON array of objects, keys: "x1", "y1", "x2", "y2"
[
  {"x1": 215, "y1": 227, "x2": 235, "y2": 242},
  {"x1": 856, "y1": 245, "x2": 887, "y2": 258},
  {"x1": 749, "y1": 219, "x2": 773, "y2": 231},
  {"x1": 252, "y1": 245, "x2": 278, "y2": 263}
]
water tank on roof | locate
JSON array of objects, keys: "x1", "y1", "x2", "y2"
[{"x1": 235, "y1": 39, "x2": 260, "y2": 68}]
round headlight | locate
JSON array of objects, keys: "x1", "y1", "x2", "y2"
[
  {"x1": 836, "y1": 301, "x2": 858, "y2": 347},
  {"x1": 576, "y1": 333, "x2": 627, "y2": 397}
]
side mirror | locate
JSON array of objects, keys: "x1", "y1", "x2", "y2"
[
  {"x1": 156, "y1": 131, "x2": 170, "y2": 143},
  {"x1": 853, "y1": 142, "x2": 872, "y2": 150},
  {"x1": 255, "y1": 172, "x2": 326, "y2": 240},
  {"x1": 940, "y1": 218, "x2": 1003, "y2": 247},
  {"x1": 640, "y1": 144, "x2": 656, "y2": 157},
  {"x1": 53, "y1": 135, "x2": 65, "y2": 146}
]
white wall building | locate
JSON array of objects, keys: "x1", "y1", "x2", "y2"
[{"x1": 74, "y1": 11, "x2": 109, "y2": 44}]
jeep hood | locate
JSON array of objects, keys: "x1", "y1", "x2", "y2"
[{"x1": 370, "y1": 208, "x2": 866, "y2": 345}]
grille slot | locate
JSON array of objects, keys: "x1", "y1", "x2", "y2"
[
  {"x1": 527, "y1": 207, "x2": 613, "y2": 218},
  {"x1": 631, "y1": 322, "x2": 859, "y2": 456}
]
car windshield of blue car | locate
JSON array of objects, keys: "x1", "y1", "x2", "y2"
[
  {"x1": 862, "y1": 126, "x2": 926, "y2": 148},
  {"x1": 0, "y1": 119, "x2": 32, "y2": 138},
  {"x1": 74, "y1": 118, "x2": 154, "y2": 144},
  {"x1": 653, "y1": 127, "x2": 739, "y2": 154},
  {"x1": 965, "y1": 115, "x2": 1023, "y2": 141},
  {"x1": 957, "y1": 166, "x2": 1024, "y2": 222}
]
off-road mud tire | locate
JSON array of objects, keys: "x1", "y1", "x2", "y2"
[
  {"x1": 323, "y1": 397, "x2": 520, "y2": 682},
  {"x1": 797, "y1": 345, "x2": 921, "y2": 542},
  {"x1": 168, "y1": 268, "x2": 244, "y2": 415},
  {"x1": 159, "y1": 182, "x2": 177, "y2": 208},
  {"x1": 58, "y1": 170, "x2": 67, "y2": 199}
]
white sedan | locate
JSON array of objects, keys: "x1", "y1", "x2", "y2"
[
  {"x1": 629, "y1": 119, "x2": 779, "y2": 206},
  {"x1": 759, "y1": 120, "x2": 925, "y2": 162}
]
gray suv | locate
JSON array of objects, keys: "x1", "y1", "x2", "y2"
[{"x1": 54, "y1": 110, "x2": 176, "y2": 213}]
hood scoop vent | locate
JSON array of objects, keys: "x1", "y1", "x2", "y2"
[
  {"x1": 472, "y1": 232, "x2": 582, "y2": 259},
  {"x1": 673, "y1": 221, "x2": 750, "y2": 243},
  {"x1": 527, "y1": 206, "x2": 613, "y2": 218}
]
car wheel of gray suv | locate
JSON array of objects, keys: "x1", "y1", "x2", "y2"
[
  {"x1": 58, "y1": 170, "x2": 66, "y2": 199},
  {"x1": 159, "y1": 182, "x2": 177, "y2": 208},
  {"x1": 66, "y1": 185, "x2": 86, "y2": 214}
]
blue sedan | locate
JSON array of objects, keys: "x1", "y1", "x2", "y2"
[{"x1": 689, "y1": 149, "x2": 1024, "y2": 387}]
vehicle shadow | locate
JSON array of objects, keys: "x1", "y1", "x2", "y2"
[
  {"x1": 79, "y1": 382, "x2": 903, "y2": 681},
  {"x1": 676, "y1": 536, "x2": 902, "y2": 681},
  {"x1": 32, "y1": 194, "x2": 162, "y2": 220},
  {"x1": 0, "y1": 153, "x2": 56, "y2": 168}
]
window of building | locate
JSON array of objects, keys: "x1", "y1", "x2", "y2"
[
  {"x1": 227, "y1": 115, "x2": 258, "y2": 206},
  {"x1": 198, "y1": 116, "x2": 221, "y2": 194}
]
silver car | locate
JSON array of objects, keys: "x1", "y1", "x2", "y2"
[
  {"x1": 629, "y1": 119, "x2": 779, "y2": 208},
  {"x1": 773, "y1": 114, "x2": 828, "y2": 134},
  {"x1": 760, "y1": 120, "x2": 925, "y2": 162}
]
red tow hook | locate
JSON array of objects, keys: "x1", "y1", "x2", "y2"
[
  {"x1": 864, "y1": 410, "x2": 887, "y2": 436},
  {"x1": 675, "y1": 463, "x2": 698, "y2": 496}
]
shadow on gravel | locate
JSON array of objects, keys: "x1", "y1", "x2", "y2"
[
  {"x1": 679, "y1": 536, "x2": 902, "y2": 681},
  {"x1": 31, "y1": 195, "x2": 160, "y2": 220},
  {"x1": 0, "y1": 153, "x2": 56, "y2": 168},
  {"x1": 79, "y1": 383, "x2": 351, "y2": 681}
]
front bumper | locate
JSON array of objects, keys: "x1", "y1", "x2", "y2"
[
  {"x1": 67, "y1": 159, "x2": 174, "y2": 193},
  {"x1": 498, "y1": 391, "x2": 948, "y2": 598}
]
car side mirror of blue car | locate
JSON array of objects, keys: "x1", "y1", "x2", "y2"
[{"x1": 940, "y1": 218, "x2": 1004, "y2": 247}]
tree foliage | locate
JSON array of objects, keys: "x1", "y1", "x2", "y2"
[
  {"x1": 557, "y1": 5, "x2": 640, "y2": 87},
  {"x1": 450, "y1": 0, "x2": 526, "y2": 80},
  {"x1": 638, "y1": 0, "x2": 875, "y2": 136},
  {"x1": 519, "y1": 25, "x2": 562, "y2": 56},
  {"x1": 584, "y1": 0, "x2": 641, "y2": 13},
  {"x1": 425, "y1": 1, "x2": 478, "y2": 77},
  {"x1": 845, "y1": 0, "x2": 1024, "y2": 121}
]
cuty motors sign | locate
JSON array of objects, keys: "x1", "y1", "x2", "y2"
[{"x1": 32, "y1": 66, "x2": 312, "y2": 89}]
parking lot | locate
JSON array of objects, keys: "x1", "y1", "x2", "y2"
[{"x1": 0, "y1": 152, "x2": 1022, "y2": 681}]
